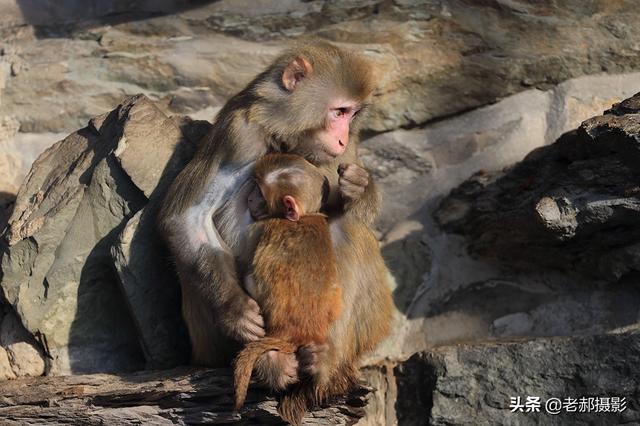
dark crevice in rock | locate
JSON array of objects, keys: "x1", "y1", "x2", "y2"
[{"x1": 394, "y1": 353, "x2": 440, "y2": 426}]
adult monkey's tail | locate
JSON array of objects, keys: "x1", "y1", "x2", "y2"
[
  {"x1": 278, "y1": 383, "x2": 312, "y2": 426},
  {"x1": 233, "y1": 337, "x2": 297, "y2": 410}
]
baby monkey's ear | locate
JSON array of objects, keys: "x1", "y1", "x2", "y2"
[{"x1": 283, "y1": 195, "x2": 300, "y2": 221}]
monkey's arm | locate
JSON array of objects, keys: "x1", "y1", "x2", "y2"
[
  {"x1": 159, "y1": 146, "x2": 265, "y2": 346},
  {"x1": 192, "y1": 244, "x2": 265, "y2": 344},
  {"x1": 338, "y1": 163, "x2": 381, "y2": 225}
]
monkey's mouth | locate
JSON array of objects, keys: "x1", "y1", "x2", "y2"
[
  {"x1": 322, "y1": 148, "x2": 340, "y2": 160},
  {"x1": 306, "y1": 148, "x2": 339, "y2": 166}
]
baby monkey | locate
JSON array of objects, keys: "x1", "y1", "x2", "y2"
[{"x1": 234, "y1": 153, "x2": 341, "y2": 423}]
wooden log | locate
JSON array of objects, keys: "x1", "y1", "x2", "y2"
[{"x1": 0, "y1": 367, "x2": 372, "y2": 425}]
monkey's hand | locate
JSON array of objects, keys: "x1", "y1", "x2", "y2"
[
  {"x1": 337, "y1": 163, "x2": 380, "y2": 224},
  {"x1": 297, "y1": 343, "x2": 329, "y2": 376},
  {"x1": 222, "y1": 296, "x2": 265, "y2": 343},
  {"x1": 338, "y1": 163, "x2": 369, "y2": 204},
  {"x1": 247, "y1": 183, "x2": 268, "y2": 220}
]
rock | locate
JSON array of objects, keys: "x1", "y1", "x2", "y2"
[
  {"x1": 2, "y1": 1, "x2": 640, "y2": 140},
  {"x1": 111, "y1": 209, "x2": 189, "y2": 369},
  {"x1": 110, "y1": 109, "x2": 209, "y2": 369},
  {"x1": 393, "y1": 329, "x2": 640, "y2": 425},
  {"x1": 0, "y1": 115, "x2": 65, "y2": 207},
  {"x1": 435, "y1": 91, "x2": 640, "y2": 280},
  {"x1": 367, "y1": 73, "x2": 640, "y2": 235},
  {"x1": 0, "y1": 311, "x2": 44, "y2": 377},
  {"x1": 0, "y1": 346, "x2": 16, "y2": 380},
  {"x1": 178, "y1": 0, "x2": 640, "y2": 133},
  {"x1": 359, "y1": 364, "x2": 398, "y2": 426},
  {"x1": 0, "y1": 95, "x2": 200, "y2": 374},
  {"x1": 412, "y1": 92, "x2": 640, "y2": 361},
  {"x1": 359, "y1": 78, "x2": 640, "y2": 362},
  {"x1": 0, "y1": 116, "x2": 20, "y2": 196},
  {"x1": 0, "y1": 0, "x2": 197, "y2": 31},
  {"x1": 381, "y1": 220, "x2": 431, "y2": 313},
  {"x1": 491, "y1": 312, "x2": 534, "y2": 337}
]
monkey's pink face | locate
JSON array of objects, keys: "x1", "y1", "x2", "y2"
[
  {"x1": 281, "y1": 56, "x2": 368, "y2": 164},
  {"x1": 314, "y1": 103, "x2": 360, "y2": 160}
]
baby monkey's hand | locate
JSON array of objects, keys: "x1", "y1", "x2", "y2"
[{"x1": 248, "y1": 183, "x2": 268, "y2": 220}]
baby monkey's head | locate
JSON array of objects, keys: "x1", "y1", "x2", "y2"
[{"x1": 250, "y1": 154, "x2": 329, "y2": 221}]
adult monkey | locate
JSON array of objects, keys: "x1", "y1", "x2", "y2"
[{"x1": 159, "y1": 41, "x2": 389, "y2": 388}]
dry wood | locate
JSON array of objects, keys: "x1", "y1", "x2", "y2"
[{"x1": 0, "y1": 367, "x2": 372, "y2": 425}]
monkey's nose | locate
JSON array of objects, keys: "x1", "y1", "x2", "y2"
[{"x1": 338, "y1": 140, "x2": 344, "y2": 147}]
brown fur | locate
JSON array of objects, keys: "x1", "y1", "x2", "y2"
[
  {"x1": 234, "y1": 155, "x2": 342, "y2": 424},
  {"x1": 157, "y1": 42, "x2": 393, "y2": 423}
]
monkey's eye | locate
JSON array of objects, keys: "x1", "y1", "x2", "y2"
[{"x1": 333, "y1": 107, "x2": 348, "y2": 118}]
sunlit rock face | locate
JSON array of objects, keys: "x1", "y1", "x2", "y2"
[{"x1": 1, "y1": 3, "x2": 640, "y2": 423}]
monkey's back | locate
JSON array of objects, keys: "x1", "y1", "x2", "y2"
[{"x1": 252, "y1": 214, "x2": 341, "y2": 346}]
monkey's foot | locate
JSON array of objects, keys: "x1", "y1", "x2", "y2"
[
  {"x1": 255, "y1": 350, "x2": 299, "y2": 390},
  {"x1": 297, "y1": 343, "x2": 329, "y2": 376}
]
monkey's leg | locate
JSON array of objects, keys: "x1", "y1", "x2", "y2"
[
  {"x1": 178, "y1": 246, "x2": 265, "y2": 366},
  {"x1": 180, "y1": 279, "x2": 232, "y2": 366}
]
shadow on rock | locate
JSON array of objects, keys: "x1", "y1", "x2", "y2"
[{"x1": 12, "y1": 0, "x2": 217, "y2": 38}]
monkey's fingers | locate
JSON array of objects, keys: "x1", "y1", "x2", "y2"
[
  {"x1": 278, "y1": 352, "x2": 299, "y2": 383},
  {"x1": 338, "y1": 164, "x2": 369, "y2": 187},
  {"x1": 247, "y1": 310, "x2": 265, "y2": 328},
  {"x1": 240, "y1": 321, "x2": 266, "y2": 341},
  {"x1": 339, "y1": 177, "x2": 367, "y2": 192},
  {"x1": 338, "y1": 178, "x2": 366, "y2": 201},
  {"x1": 280, "y1": 353, "x2": 299, "y2": 380},
  {"x1": 246, "y1": 297, "x2": 262, "y2": 314},
  {"x1": 265, "y1": 351, "x2": 299, "y2": 388}
]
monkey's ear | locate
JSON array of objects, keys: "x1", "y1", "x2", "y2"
[
  {"x1": 283, "y1": 195, "x2": 300, "y2": 221},
  {"x1": 282, "y1": 57, "x2": 312, "y2": 92}
]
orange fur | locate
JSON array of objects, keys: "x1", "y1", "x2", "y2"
[{"x1": 233, "y1": 155, "x2": 342, "y2": 424}]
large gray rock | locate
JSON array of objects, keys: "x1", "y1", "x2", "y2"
[
  {"x1": 110, "y1": 109, "x2": 208, "y2": 369},
  {"x1": 2, "y1": 2, "x2": 640, "y2": 224},
  {"x1": 436, "y1": 92, "x2": 640, "y2": 281},
  {"x1": 0, "y1": 95, "x2": 200, "y2": 374},
  {"x1": 364, "y1": 76, "x2": 640, "y2": 362},
  {"x1": 393, "y1": 329, "x2": 640, "y2": 425},
  {"x1": 0, "y1": 0, "x2": 196, "y2": 31},
  {"x1": 2, "y1": 0, "x2": 640, "y2": 139}
]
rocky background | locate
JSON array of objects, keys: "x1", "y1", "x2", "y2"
[{"x1": 1, "y1": 0, "x2": 640, "y2": 424}]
